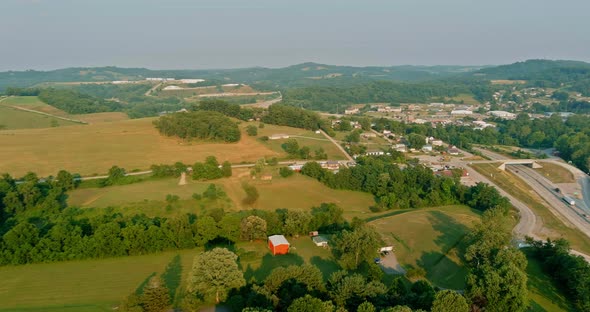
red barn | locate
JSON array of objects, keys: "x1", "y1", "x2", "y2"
[{"x1": 268, "y1": 235, "x2": 290, "y2": 255}]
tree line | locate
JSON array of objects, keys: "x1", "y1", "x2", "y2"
[
  {"x1": 300, "y1": 156, "x2": 510, "y2": 212},
  {"x1": 37, "y1": 88, "x2": 123, "y2": 114},
  {"x1": 153, "y1": 111, "x2": 241, "y2": 142}
]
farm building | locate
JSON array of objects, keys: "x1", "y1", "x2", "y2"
[
  {"x1": 320, "y1": 161, "x2": 340, "y2": 170},
  {"x1": 260, "y1": 174, "x2": 273, "y2": 181},
  {"x1": 448, "y1": 146, "x2": 461, "y2": 155},
  {"x1": 269, "y1": 134, "x2": 290, "y2": 140},
  {"x1": 268, "y1": 235, "x2": 290, "y2": 255},
  {"x1": 312, "y1": 235, "x2": 329, "y2": 247},
  {"x1": 288, "y1": 164, "x2": 303, "y2": 172}
]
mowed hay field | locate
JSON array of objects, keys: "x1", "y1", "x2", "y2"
[
  {"x1": 0, "y1": 105, "x2": 80, "y2": 130},
  {"x1": 369, "y1": 206, "x2": 481, "y2": 289},
  {"x1": 0, "y1": 250, "x2": 199, "y2": 312},
  {"x1": 67, "y1": 171, "x2": 376, "y2": 218},
  {"x1": 1, "y1": 96, "x2": 71, "y2": 117},
  {"x1": 253, "y1": 123, "x2": 348, "y2": 160},
  {"x1": 0, "y1": 118, "x2": 281, "y2": 177}
]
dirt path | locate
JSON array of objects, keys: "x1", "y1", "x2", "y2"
[
  {"x1": 144, "y1": 82, "x2": 162, "y2": 96},
  {"x1": 319, "y1": 129, "x2": 353, "y2": 161}
]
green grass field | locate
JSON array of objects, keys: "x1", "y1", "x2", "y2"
[
  {"x1": 252, "y1": 123, "x2": 348, "y2": 160},
  {"x1": 0, "y1": 118, "x2": 281, "y2": 177},
  {"x1": 525, "y1": 251, "x2": 574, "y2": 312},
  {"x1": 369, "y1": 205, "x2": 481, "y2": 289},
  {"x1": 0, "y1": 105, "x2": 80, "y2": 130},
  {"x1": 471, "y1": 163, "x2": 590, "y2": 255},
  {"x1": 0, "y1": 238, "x2": 338, "y2": 312},
  {"x1": 535, "y1": 162, "x2": 576, "y2": 184},
  {"x1": 67, "y1": 171, "x2": 376, "y2": 219}
]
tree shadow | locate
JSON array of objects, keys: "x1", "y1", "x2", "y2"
[
  {"x1": 161, "y1": 254, "x2": 182, "y2": 303},
  {"x1": 243, "y1": 253, "x2": 305, "y2": 282},
  {"x1": 135, "y1": 272, "x2": 156, "y2": 295},
  {"x1": 310, "y1": 256, "x2": 340, "y2": 281},
  {"x1": 415, "y1": 210, "x2": 471, "y2": 289}
]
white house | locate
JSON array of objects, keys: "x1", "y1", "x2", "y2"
[
  {"x1": 345, "y1": 108, "x2": 360, "y2": 115},
  {"x1": 422, "y1": 145, "x2": 433, "y2": 152}
]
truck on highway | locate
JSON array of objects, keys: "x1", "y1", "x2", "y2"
[{"x1": 563, "y1": 196, "x2": 576, "y2": 206}]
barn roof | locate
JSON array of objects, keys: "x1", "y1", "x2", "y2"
[{"x1": 268, "y1": 235, "x2": 290, "y2": 246}]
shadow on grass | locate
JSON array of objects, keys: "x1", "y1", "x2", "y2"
[
  {"x1": 310, "y1": 256, "x2": 340, "y2": 280},
  {"x1": 243, "y1": 253, "x2": 304, "y2": 282},
  {"x1": 161, "y1": 254, "x2": 182, "y2": 303},
  {"x1": 416, "y1": 210, "x2": 471, "y2": 289},
  {"x1": 525, "y1": 251, "x2": 573, "y2": 312},
  {"x1": 135, "y1": 272, "x2": 157, "y2": 295},
  {"x1": 364, "y1": 209, "x2": 412, "y2": 222}
]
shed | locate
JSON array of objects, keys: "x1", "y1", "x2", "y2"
[
  {"x1": 312, "y1": 235, "x2": 329, "y2": 247},
  {"x1": 268, "y1": 235, "x2": 290, "y2": 255},
  {"x1": 261, "y1": 174, "x2": 273, "y2": 181}
]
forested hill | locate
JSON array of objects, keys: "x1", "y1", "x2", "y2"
[
  {"x1": 470, "y1": 59, "x2": 590, "y2": 95},
  {"x1": 0, "y1": 63, "x2": 483, "y2": 91}
]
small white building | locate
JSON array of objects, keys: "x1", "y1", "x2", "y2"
[
  {"x1": 451, "y1": 110, "x2": 473, "y2": 116},
  {"x1": 430, "y1": 139, "x2": 444, "y2": 146},
  {"x1": 344, "y1": 108, "x2": 360, "y2": 115},
  {"x1": 180, "y1": 79, "x2": 205, "y2": 84},
  {"x1": 362, "y1": 132, "x2": 377, "y2": 139},
  {"x1": 163, "y1": 85, "x2": 182, "y2": 90},
  {"x1": 422, "y1": 145, "x2": 433, "y2": 152},
  {"x1": 366, "y1": 150, "x2": 385, "y2": 156},
  {"x1": 269, "y1": 134, "x2": 290, "y2": 140},
  {"x1": 489, "y1": 111, "x2": 516, "y2": 119},
  {"x1": 394, "y1": 144, "x2": 407, "y2": 152}
]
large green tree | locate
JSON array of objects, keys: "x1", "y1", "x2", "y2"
[
  {"x1": 431, "y1": 290, "x2": 469, "y2": 312},
  {"x1": 332, "y1": 225, "x2": 380, "y2": 270},
  {"x1": 189, "y1": 248, "x2": 245, "y2": 303},
  {"x1": 287, "y1": 295, "x2": 334, "y2": 312},
  {"x1": 141, "y1": 276, "x2": 170, "y2": 312}
]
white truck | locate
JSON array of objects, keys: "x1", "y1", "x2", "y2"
[{"x1": 562, "y1": 196, "x2": 576, "y2": 206}]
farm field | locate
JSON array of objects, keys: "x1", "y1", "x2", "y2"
[
  {"x1": 253, "y1": 123, "x2": 348, "y2": 160},
  {"x1": 0, "y1": 249, "x2": 198, "y2": 312},
  {"x1": 219, "y1": 171, "x2": 376, "y2": 216},
  {"x1": 0, "y1": 117, "x2": 281, "y2": 177},
  {"x1": 67, "y1": 171, "x2": 376, "y2": 219},
  {"x1": 1, "y1": 96, "x2": 70, "y2": 116},
  {"x1": 0, "y1": 105, "x2": 80, "y2": 130},
  {"x1": 471, "y1": 163, "x2": 590, "y2": 255},
  {"x1": 0, "y1": 238, "x2": 338, "y2": 312},
  {"x1": 525, "y1": 251, "x2": 574, "y2": 312},
  {"x1": 536, "y1": 162, "x2": 576, "y2": 183},
  {"x1": 369, "y1": 205, "x2": 481, "y2": 289}
]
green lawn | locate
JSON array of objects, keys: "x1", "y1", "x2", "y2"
[
  {"x1": 251, "y1": 123, "x2": 348, "y2": 160},
  {"x1": 0, "y1": 250, "x2": 199, "y2": 312},
  {"x1": 525, "y1": 251, "x2": 574, "y2": 312},
  {"x1": 369, "y1": 205, "x2": 481, "y2": 289},
  {"x1": 0, "y1": 238, "x2": 338, "y2": 312}
]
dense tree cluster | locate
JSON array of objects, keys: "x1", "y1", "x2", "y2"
[
  {"x1": 464, "y1": 208, "x2": 528, "y2": 312},
  {"x1": 262, "y1": 104, "x2": 323, "y2": 131},
  {"x1": 192, "y1": 156, "x2": 232, "y2": 180},
  {"x1": 527, "y1": 238, "x2": 590, "y2": 311},
  {"x1": 38, "y1": 88, "x2": 123, "y2": 114},
  {"x1": 192, "y1": 99, "x2": 260, "y2": 121},
  {"x1": 154, "y1": 111, "x2": 241, "y2": 142},
  {"x1": 300, "y1": 157, "x2": 507, "y2": 212}
]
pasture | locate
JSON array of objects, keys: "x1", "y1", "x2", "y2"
[
  {"x1": 67, "y1": 171, "x2": 376, "y2": 219},
  {"x1": 1, "y1": 96, "x2": 71, "y2": 117},
  {"x1": 471, "y1": 163, "x2": 590, "y2": 255},
  {"x1": 369, "y1": 205, "x2": 481, "y2": 289},
  {"x1": 253, "y1": 123, "x2": 348, "y2": 160},
  {"x1": 0, "y1": 118, "x2": 281, "y2": 177},
  {"x1": 0, "y1": 238, "x2": 338, "y2": 312},
  {"x1": 0, "y1": 105, "x2": 80, "y2": 130}
]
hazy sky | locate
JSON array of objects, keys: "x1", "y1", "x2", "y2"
[{"x1": 2, "y1": 0, "x2": 589, "y2": 71}]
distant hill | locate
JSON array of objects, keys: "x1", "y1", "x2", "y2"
[
  {"x1": 472, "y1": 59, "x2": 590, "y2": 79},
  {"x1": 0, "y1": 63, "x2": 484, "y2": 91}
]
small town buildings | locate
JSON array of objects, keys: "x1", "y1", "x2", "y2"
[
  {"x1": 269, "y1": 134, "x2": 290, "y2": 140},
  {"x1": 344, "y1": 108, "x2": 360, "y2": 115},
  {"x1": 361, "y1": 132, "x2": 377, "y2": 139},
  {"x1": 451, "y1": 110, "x2": 473, "y2": 116},
  {"x1": 288, "y1": 164, "x2": 304, "y2": 172},
  {"x1": 489, "y1": 111, "x2": 516, "y2": 119},
  {"x1": 312, "y1": 236, "x2": 329, "y2": 247},
  {"x1": 448, "y1": 146, "x2": 461, "y2": 155},
  {"x1": 422, "y1": 145, "x2": 433, "y2": 152},
  {"x1": 366, "y1": 150, "x2": 385, "y2": 156},
  {"x1": 268, "y1": 235, "x2": 290, "y2": 255},
  {"x1": 320, "y1": 161, "x2": 340, "y2": 170},
  {"x1": 394, "y1": 144, "x2": 407, "y2": 152},
  {"x1": 180, "y1": 79, "x2": 205, "y2": 84},
  {"x1": 430, "y1": 139, "x2": 444, "y2": 146}
]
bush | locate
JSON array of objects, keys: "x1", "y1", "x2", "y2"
[
  {"x1": 246, "y1": 125, "x2": 258, "y2": 136},
  {"x1": 279, "y1": 167, "x2": 294, "y2": 178},
  {"x1": 192, "y1": 193, "x2": 202, "y2": 200}
]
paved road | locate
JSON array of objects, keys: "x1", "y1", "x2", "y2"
[{"x1": 144, "y1": 82, "x2": 162, "y2": 96}]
